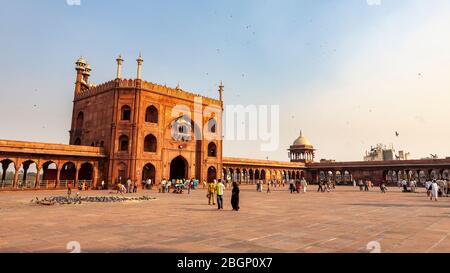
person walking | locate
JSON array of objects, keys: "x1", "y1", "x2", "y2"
[
  {"x1": 317, "y1": 181, "x2": 324, "y2": 192},
  {"x1": 101, "y1": 180, "x2": 105, "y2": 190},
  {"x1": 67, "y1": 181, "x2": 72, "y2": 197},
  {"x1": 353, "y1": 179, "x2": 356, "y2": 188},
  {"x1": 296, "y1": 180, "x2": 301, "y2": 193},
  {"x1": 358, "y1": 180, "x2": 364, "y2": 191},
  {"x1": 364, "y1": 180, "x2": 369, "y2": 192},
  {"x1": 216, "y1": 179, "x2": 225, "y2": 210},
  {"x1": 213, "y1": 179, "x2": 218, "y2": 201},
  {"x1": 425, "y1": 180, "x2": 432, "y2": 197},
  {"x1": 401, "y1": 179, "x2": 408, "y2": 192},
  {"x1": 267, "y1": 182, "x2": 271, "y2": 194},
  {"x1": 290, "y1": 180, "x2": 295, "y2": 193},
  {"x1": 126, "y1": 178, "x2": 132, "y2": 193},
  {"x1": 165, "y1": 180, "x2": 171, "y2": 193},
  {"x1": 301, "y1": 178, "x2": 308, "y2": 193},
  {"x1": 231, "y1": 182, "x2": 240, "y2": 211},
  {"x1": 431, "y1": 180, "x2": 439, "y2": 201},
  {"x1": 133, "y1": 182, "x2": 137, "y2": 193},
  {"x1": 208, "y1": 181, "x2": 216, "y2": 205}
]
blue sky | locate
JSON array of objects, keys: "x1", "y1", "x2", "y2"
[{"x1": 1, "y1": 0, "x2": 450, "y2": 161}]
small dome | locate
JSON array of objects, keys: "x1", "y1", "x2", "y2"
[
  {"x1": 76, "y1": 56, "x2": 87, "y2": 65},
  {"x1": 293, "y1": 131, "x2": 312, "y2": 146}
]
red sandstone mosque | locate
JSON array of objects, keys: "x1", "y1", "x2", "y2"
[{"x1": 0, "y1": 56, "x2": 449, "y2": 190}]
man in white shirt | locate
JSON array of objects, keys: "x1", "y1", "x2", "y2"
[{"x1": 216, "y1": 179, "x2": 225, "y2": 210}]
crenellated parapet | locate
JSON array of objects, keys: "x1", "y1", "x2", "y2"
[
  {"x1": 74, "y1": 78, "x2": 222, "y2": 106},
  {"x1": 74, "y1": 80, "x2": 116, "y2": 100},
  {"x1": 141, "y1": 80, "x2": 221, "y2": 106}
]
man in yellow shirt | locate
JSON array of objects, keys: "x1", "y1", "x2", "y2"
[{"x1": 208, "y1": 181, "x2": 216, "y2": 205}]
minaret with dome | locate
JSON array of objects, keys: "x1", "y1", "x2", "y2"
[{"x1": 288, "y1": 131, "x2": 315, "y2": 163}]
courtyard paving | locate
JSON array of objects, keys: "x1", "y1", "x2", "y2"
[{"x1": 0, "y1": 185, "x2": 450, "y2": 253}]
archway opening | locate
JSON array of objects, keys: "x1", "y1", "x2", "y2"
[
  {"x1": 170, "y1": 156, "x2": 188, "y2": 180},
  {"x1": 60, "y1": 162, "x2": 76, "y2": 189},
  {"x1": 76, "y1": 112, "x2": 84, "y2": 129},
  {"x1": 145, "y1": 106, "x2": 158, "y2": 123},
  {"x1": 144, "y1": 134, "x2": 157, "y2": 153},
  {"x1": 121, "y1": 105, "x2": 131, "y2": 121},
  {"x1": 208, "y1": 142, "x2": 217, "y2": 157},
  {"x1": 207, "y1": 166, "x2": 217, "y2": 182},
  {"x1": 78, "y1": 162, "x2": 93, "y2": 189},
  {"x1": 117, "y1": 162, "x2": 127, "y2": 184},
  {"x1": 0, "y1": 159, "x2": 15, "y2": 188},
  {"x1": 261, "y1": 170, "x2": 266, "y2": 182},
  {"x1": 42, "y1": 161, "x2": 57, "y2": 188},
  {"x1": 142, "y1": 163, "x2": 156, "y2": 184},
  {"x1": 119, "y1": 135, "x2": 129, "y2": 152},
  {"x1": 18, "y1": 160, "x2": 38, "y2": 189}
]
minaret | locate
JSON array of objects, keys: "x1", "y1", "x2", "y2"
[
  {"x1": 218, "y1": 81, "x2": 224, "y2": 103},
  {"x1": 136, "y1": 52, "x2": 144, "y2": 79},
  {"x1": 116, "y1": 55, "x2": 124, "y2": 79},
  {"x1": 75, "y1": 56, "x2": 87, "y2": 94},
  {"x1": 82, "y1": 63, "x2": 91, "y2": 84}
]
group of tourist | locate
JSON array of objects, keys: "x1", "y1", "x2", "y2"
[
  {"x1": 65, "y1": 174, "x2": 449, "y2": 210},
  {"x1": 253, "y1": 179, "x2": 308, "y2": 194},
  {"x1": 424, "y1": 179, "x2": 449, "y2": 201},
  {"x1": 399, "y1": 179, "x2": 417, "y2": 193},
  {"x1": 157, "y1": 178, "x2": 200, "y2": 194},
  {"x1": 317, "y1": 179, "x2": 335, "y2": 192},
  {"x1": 206, "y1": 179, "x2": 240, "y2": 211},
  {"x1": 353, "y1": 179, "x2": 373, "y2": 192},
  {"x1": 115, "y1": 178, "x2": 138, "y2": 195},
  {"x1": 287, "y1": 179, "x2": 308, "y2": 193},
  {"x1": 142, "y1": 179, "x2": 153, "y2": 190}
]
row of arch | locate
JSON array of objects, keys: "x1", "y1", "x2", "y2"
[
  {"x1": 314, "y1": 169, "x2": 450, "y2": 184},
  {"x1": 119, "y1": 105, "x2": 159, "y2": 123},
  {"x1": 222, "y1": 167, "x2": 305, "y2": 184},
  {"x1": 384, "y1": 169, "x2": 449, "y2": 183},
  {"x1": 0, "y1": 159, "x2": 95, "y2": 189},
  {"x1": 116, "y1": 134, "x2": 217, "y2": 158},
  {"x1": 76, "y1": 106, "x2": 160, "y2": 129}
]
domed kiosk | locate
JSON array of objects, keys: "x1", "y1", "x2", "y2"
[{"x1": 289, "y1": 131, "x2": 315, "y2": 163}]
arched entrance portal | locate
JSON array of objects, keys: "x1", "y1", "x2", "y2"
[
  {"x1": 170, "y1": 156, "x2": 188, "y2": 180},
  {"x1": 207, "y1": 166, "x2": 217, "y2": 182},
  {"x1": 78, "y1": 162, "x2": 93, "y2": 189},
  {"x1": 142, "y1": 163, "x2": 156, "y2": 183}
]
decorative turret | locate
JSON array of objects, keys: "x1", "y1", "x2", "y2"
[
  {"x1": 116, "y1": 55, "x2": 124, "y2": 79},
  {"x1": 75, "y1": 56, "x2": 87, "y2": 94},
  {"x1": 288, "y1": 130, "x2": 315, "y2": 163},
  {"x1": 136, "y1": 52, "x2": 143, "y2": 80},
  {"x1": 218, "y1": 81, "x2": 224, "y2": 108},
  {"x1": 82, "y1": 63, "x2": 91, "y2": 84}
]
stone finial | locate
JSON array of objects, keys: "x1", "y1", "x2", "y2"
[
  {"x1": 136, "y1": 52, "x2": 144, "y2": 79},
  {"x1": 116, "y1": 55, "x2": 124, "y2": 79}
]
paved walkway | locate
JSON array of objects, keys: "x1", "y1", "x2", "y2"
[{"x1": 0, "y1": 185, "x2": 449, "y2": 253}]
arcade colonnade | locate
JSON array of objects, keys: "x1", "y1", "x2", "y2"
[
  {"x1": 222, "y1": 157, "x2": 306, "y2": 184},
  {"x1": 308, "y1": 161, "x2": 450, "y2": 186},
  {"x1": 0, "y1": 140, "x2": 104, "y2": 190}
]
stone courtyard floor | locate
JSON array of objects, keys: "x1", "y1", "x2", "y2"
[{"x1": 1, "y1": 185, "x2": 450, "y2": 253}]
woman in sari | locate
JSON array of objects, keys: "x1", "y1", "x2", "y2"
[{"x1": 231, "y1": 182, "x2": 240, "y2": 211}]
